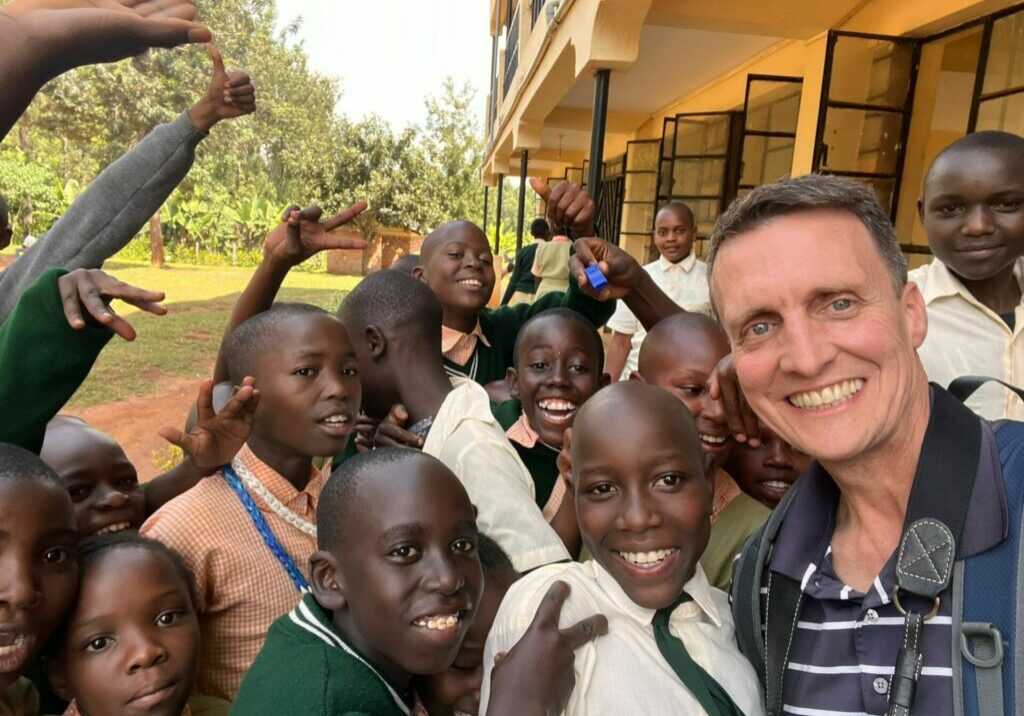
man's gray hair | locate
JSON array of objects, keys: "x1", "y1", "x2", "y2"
[{"x1": 706, "y1": 174, "x2": 908, "y2": 296}]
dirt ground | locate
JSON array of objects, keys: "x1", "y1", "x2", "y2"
[{"x1": 66, "y1": 375, "x2": 203, "y2": 482}]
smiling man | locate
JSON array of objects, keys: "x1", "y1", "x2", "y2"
[
  {"x1": 711, "y1": 174, "x2": 1024, "y2": 716},
  {"x1": 913, "y1": 130, "x2": 1024, "y2": 420}
]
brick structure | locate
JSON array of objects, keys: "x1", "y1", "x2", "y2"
[{"x1": 325, "y1": 227, "x2": 423, "y2": 276}]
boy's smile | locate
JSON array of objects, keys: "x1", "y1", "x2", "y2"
[
  {"x1": 726, "y1": 427, "x2": 812, "y2": 508},
  {"x1": 653, "y1": 205, "x2": 696, "y2": 264},
  {"x1": 416, "y1": 223, "x2": 496, "y2": 328},
  {"x1": 0, "y1": 478, "x2": 77, "y2": 686},
  {"x1": 571, "y1": 383, "x2": 711, "y2": 610},
  {"x1": 509, "y1": 314, "x2": 608, "y2": 448}
]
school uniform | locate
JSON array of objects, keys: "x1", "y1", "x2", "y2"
[
  {"x1": 491, "y1": 398, "x2": 561, "y2": 509},
  {"x1": 531, "y1": 236, "x2": 572, "y2": 299},
  {"x1": 422, "y1": 380, "x2": 570, "y2": 573},
  {"x1": 481, "y1": 560, "x2": 765, "y2": 716},
  {"x1": 911, "y1": 256, "x2": 1024, "y2": 420},
  {"x1": 441, "y1": 278, "x2": 615, "y2": 385},
  {"x1": 701, "y1": 471, "x2": 770, "y2": 591},
  {"x1": 142, "y1": 444, "x2": 329, "y2": 701},
  {"x1": 231, "y1": 593, "x2": 412, "y2": 716},
  {"x1": 500, "y1": 238, "x2": 542, "y2": 305}
]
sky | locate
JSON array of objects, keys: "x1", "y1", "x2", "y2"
[{"x1": 273, "y1": 0, "x2": 493, "y2": 131}]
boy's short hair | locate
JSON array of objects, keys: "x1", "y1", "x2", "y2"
[
  {"x1": 707, "y1": 174, "x2": 907, "y2": 297},
  {"x1": 224, "y1": 303, "x2": 329, "y2": 385},
  {"x1": 638, "y1": 312, "x2": 726, "y2": 373},
  {"x1": 477, "y1": 533, "x2": 515, "y2": 579},
  {"x1": 530, "y1": 218, "x2": 551, "y2": 239},
  {"x1": 656, "y1": 201, "x2": 694, "y2": 226},
  {"x1": 420, "y1": 221, "x2": 486, "y2": 262},
  {"x1": 76, "y1": 532, "x2": 197, "y2": 606},
  {"x1": 338, "y1": 269, "x2": 442, "y2": 349},
  {"x1": 319, "y1": 447, "x2": 441, "y2": 551},
  {"x1": 512, "y1": 308, "x2": 605, "y2": 372},
  {"x1": 925, "y1": 130, "x2": 1024, "y2": 186},
  {"x1": 0, "y1": 442, "x2": 63, "y2": 487}
]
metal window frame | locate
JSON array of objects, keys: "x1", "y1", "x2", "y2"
[
  {"x1": 967, "y1": 4, "x2": 1024, "y2": 131},
  {"x1": 735, "y1": 73, "x2": 803, "y2": 193}
]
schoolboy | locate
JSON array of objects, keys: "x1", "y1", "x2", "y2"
[
  {"x1": 231, "y1": 448, "x2": 484, "y2": 715},
  {"x1": 632, "y1": 313, "x2": 769, "y2": 590},
  {"x1": 606, "y1": 202, "x2": 711, "y2": 381},
  {"x1": 480, "y1": 383, "x2": 764, "y2": 716},
  {"x1": 338, "y1": 269, "x2": 570, "y2": 572},
  {"x1": 725, "y1": 427, "x2": 811, "y2": 509},
  {"x1": 142, "y1": 303, "x2": 361, "y2": 701},
  {"x1": 914, "y1": 130, "x2": 1024, "y2": 420},
  {"x1": 0, "y1": 444, "x2": 79, "y2": 716},
  {"x1": 416, "y1": 535, "x2": 518, "y2": 716},
  {"x1": 491, "y1": 308, "x2": 610, "y2": 554},
  {"x1": 501, "y1": 218, "x2": 549, "y2": 306},
  {"x1": 413, "y1": 184, "x2": 663, "y2": 386}
]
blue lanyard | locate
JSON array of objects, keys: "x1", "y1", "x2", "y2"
[{"x1": 223, "y1": 465, "x2": 310, "y2": 592}]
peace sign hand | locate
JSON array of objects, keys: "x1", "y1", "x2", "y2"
[{"x1": 263, "y1": 202, "x2": 369, "y2": 269}]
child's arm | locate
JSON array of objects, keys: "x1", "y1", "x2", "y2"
[
  {"x1": 211, "y1": 203, "x2": 367, "y2": 384},
  {"x1": 0, "y1": 0, "x2": 210, "y2": 140},
  {"x1": 142, "y1": 377, "x2": 260, "y2": 513},
  {"x1": 0, "y1": 267, "x2": 166, "y2": 452},
  {"x1": 0, "y1": 44, "x2": 255, "y2": 323}
]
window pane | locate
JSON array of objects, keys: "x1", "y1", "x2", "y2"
[
  {"x1": 975, "y1": 92, "x2": 1024, "y2": 135},
  {"x1": 624, "y1": 172, "x2": 657, "y2": 200},
  {"x1": 621, "y1": 202, "x2": 655, "y2": 234},
  {"x1": 745, "y1": 80, "x2": 802, "y2": 132},
  {"x1": 690, "y1": 198, "x2": 722, "y2": 237},
  {"x1": 675, "y1": 115, "x2": 731, "y2": 156},
  {"x1": 828, "y1": 35, "x2": 915, "y2": 107},
  {"x1": 983, "y1": 10, "x2": 1024, "y2": 95},
  {"x1": 565, "y1": 167, "x2": 584, "y2": 184},
  {"x1": 626, "y1": 141, "x2": 660, "y2": 171},
  {"x1": 671, "y1": 159, "x2": 725, "y2": 197},
  {"x1": 820, "y1": 108, "x2": 904, "y2": 174},
  {"x1": 832, "y1": 175, "x2": 896, "y2": 215},
  {"x1": 658, "y1": 159, "x2": 673, "y2": 197},
  {"x1": 740, "y1": 136, "x2": 795, "y2": 185}
]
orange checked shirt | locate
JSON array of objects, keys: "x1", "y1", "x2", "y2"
[
  {"x1": 141, "y1": 444, "x2": 329, "y2": 701},
  {"x1": 441, "y1": 321, "x2": 491, "y2": 366}
]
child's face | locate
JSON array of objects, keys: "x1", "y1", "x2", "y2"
[
  {"x1": 726, "y1": 427, "x2": 812, "y2": 509},
  {"x1": 920, "y1": 148, "x2": 1024, "y2": 282},
  {"x1": 418, "y1": 226, "x2": 496, "y2": 318},
  {"x1": 42, "y1": 426, "x2": 145, "y2": 538},
  {"x1": 653, "y1": 207, "x2": 695, "y2": 264},
  {"x1": 417, "y1": 569, "x2": 515, "y2": 716},
  {"x1": 54, "y1": 547, "x2": 199, "y2": 716},
  {"x1": 0, "y1": 479, "x2": 77, "y2": 688},
  {"x1": 572, "y1": 394, "x2": 711, "y2": 610},
  {"x1": 508, "y1": 316, "x2": 608, "y2": 448},
  {"x1": 250, "y1": 313, "x2": 361, "y2": 460},
  {"x1": 637, "y1": 328, "x2": 733, "y2": 466},
  {"x1": 324, "y1": 461, "x2": 483, "y2": 686}
]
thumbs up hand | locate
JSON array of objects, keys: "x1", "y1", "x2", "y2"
[{"x1": 186, "y1": 43, "x2": 256, "y2": 132}]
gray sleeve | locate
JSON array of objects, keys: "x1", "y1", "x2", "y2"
[{"x1": 0, "y1": 111, "x2": 206, "y2": 321}]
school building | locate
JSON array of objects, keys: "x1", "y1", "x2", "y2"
[{"x1": 482, "y1": 0, "x2": 1024, "y2": 268}]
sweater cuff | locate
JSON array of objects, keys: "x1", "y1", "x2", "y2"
[{"x1": 175, "y1": 110, "x2": 209, "y2": 145}]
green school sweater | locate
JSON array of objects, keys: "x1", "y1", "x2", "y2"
[
  {"x1": 444, "y1": 279, "x2": 615, "y2": 385},
  {"x1": 231, "y1": 593, "x2": 412, "y2": 716},
  {"x1": 700, "y1": 487, "x2": 770, "y2": 591},
  {"x1": 0, "y1": 268, "x2": 112, "y2": 453},
  {"x1": 492, "y1": 399, "x2": 560, "y2": 508}
]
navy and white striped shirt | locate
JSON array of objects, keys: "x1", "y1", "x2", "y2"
[{"x1": 766, "y1": 427, "x2": 1006, "y2": 716}]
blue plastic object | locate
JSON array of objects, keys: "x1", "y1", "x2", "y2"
[{"x1": 585, "y1": 264, "x2": 608, "y2": 292}]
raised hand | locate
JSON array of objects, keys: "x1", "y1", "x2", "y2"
[
  {"x1": 568, "y1": 236, "x2": 644, "y2": 301},
  {"x1": 187, "y1": 44, "x2": 256, "y2": 133},
  {"x1": 708, "y1": 353, "x2": 762, "y2": 446},
  {"x1": 158, "y1": 377, "x2": 260, "y2": 474},
  {"x1": 57, "y1": 268, "x2": 167, "y2": 341},
  {"x1": 263, "y1": 203, "x2": 369, "y2": 269},
  {"x1": 530, "y1": 177, "x2": 596, "y2": 238}
]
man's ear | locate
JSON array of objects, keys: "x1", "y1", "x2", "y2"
[
  {"x1": 310, "y1": 550, "x2": 347, "y2": 612},
  {"x1": 365, "y1": 325, "x2": 388, "y2": 360},
  {"x1": 506, "y1": 367, "x2": 520, "y2": 398},
  {"x1": 629, "y1": 370, "x2": 644, "y2": 382},
  {"x1": 597, "y1": 372, "x2": 612, "y2": 389},
  {"x1": 902, "y1": 281, "x2": 929, "y2": 350},
  {"x1": 43, "y1": 654, "x2": 72, "y2": 702}
]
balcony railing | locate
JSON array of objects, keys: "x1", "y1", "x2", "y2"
[
  {"x1": 504, "y1": 8, "x2": 519, "y2": 96},
  {"x1": 532, "y1": 0, "x2": 545, "y2": 26}
]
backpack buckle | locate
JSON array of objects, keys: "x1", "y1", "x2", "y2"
[
  {"x1": 891, "y1": 586, "x2": 940, "y2": 621},
  {"x1": 960, "y1": 622, "x2": 1003, "y2": 668}
]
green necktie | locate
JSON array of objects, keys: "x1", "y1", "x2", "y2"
[{"x1": 652, "y1": 591, "x2": 746, "y2": 716}]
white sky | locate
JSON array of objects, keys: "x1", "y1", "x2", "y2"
[{"x1": 274, "y1": 0, "x2": 492, "y2": 131}]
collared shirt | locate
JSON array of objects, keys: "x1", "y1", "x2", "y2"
[
  {"x1": 766, "y1": 413, "x2": 1006, "y2": 716},
  {"x1": 441, "y1": 321, "x2": 492, "y2": 367},
  {"x1": 141, "y1": 444, "x2": 330, "y2": 701},
  {"x1": 606, "y1": 253, "x2": 711, "y2": 380},
  {"x1": 504, "y1": 411, "x2": 567, "y2": 521},
  {"x1": 422, "y1": 381, "x2": 569, "y2": 572},
  {"x1": 481, "y1": 560, "x2": 765, "y2": 716},
  {"x1": 911, "y1": 257, "x2": 1024, "y2": 420}
]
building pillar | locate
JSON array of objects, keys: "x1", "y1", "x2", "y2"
[
  {"x1": 516, "y1": 150, "x2": 529, "y2": 253},
  {"x1": 483, "y1": 185, "x2": 490, "y2": 234},
  {"x1": 587, "y1": 69, "x2": 611, "y2": 199},
  {"x1": 494, "y1": 174, "x2": 504, "y2": 254}
]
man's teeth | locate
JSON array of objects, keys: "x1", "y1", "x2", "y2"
[
  {"x1": 617, "y1": 548, "x2": 677, "y2": 568},
  {"x1": 788, "y1": 379, "x2": 864, "y2": 409},
  {"x1": 95, "y1": 521, "x2": 131, "y2": 536},
  {"x1": 414, "y1": 614, "x2": 460, "y2": 631},
  {"x1": 700, "y1": 433, "x2": 726, "y2": 445},
  {"x1": 321, "y1": 414, "x2": 349, "y2": 425},
  {"x1": 458, "y1": 278, "x2": 482, "y2": 288},
  {"x1": 538, "y1": 399, "x2": 578, "y2": 413}
]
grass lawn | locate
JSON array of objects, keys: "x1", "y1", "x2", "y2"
[{"x1": 67, "y1": 260, "x2": 362, "y2": 408}]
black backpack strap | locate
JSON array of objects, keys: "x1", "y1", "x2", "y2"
[{"x1": 948, "y1": 375, "x2": 1024, "y2": 405}]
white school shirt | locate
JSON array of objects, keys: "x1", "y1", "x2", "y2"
[
  {"x1": 480, "y1": 560, "x2": 765, "y2": 716},
  {"x1": 606, "y1": 252, "x2": 712, "y2": 381},
  {"x1": 910, "y1": 257, "x2": 1024, "y2": 420},
  {"x1": 421, "y1": 380, "x2": 570, "y2": 572}
]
